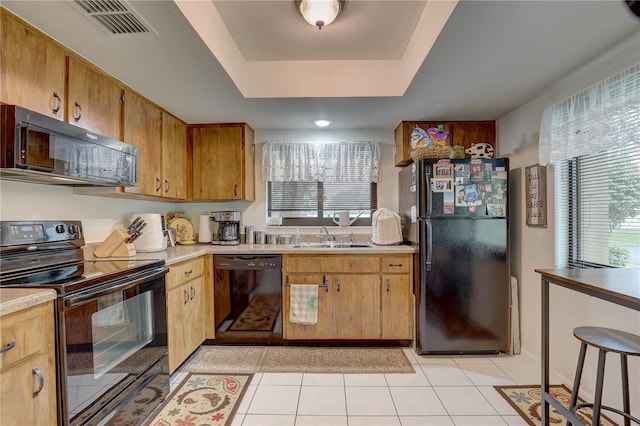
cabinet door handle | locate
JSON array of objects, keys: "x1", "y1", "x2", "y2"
[
  {"x1": 234, "y1": 184, "x2": 238, "y2": 197},
  {"x1": 190, "y1": 286, "x2": 195, "y2": 300},
  {"x1": 73, "y1": 101, "x2": 83, "y2": 122},
  {"x1": 184, "y1": 289, "x2": 189, "y2": 304},
  {"x1": 51, "y1": 92, "x2": 61, "y2": 115},
  {"x1": 165, "y1": 179, "x2": 170, "y2": 193},
  {"x1": 32, "y1": 367, "x2": 44, "y2": 397},
  {"x1": 0, "y1": 341, "x2": 15, "y2": 354},
  {"x1": 337, "y1": 279, "x2": 341, "y2": 292},
  {"x1": 155, "y1": 178, "x2": 162, "y2": 192},
  {"x1": 321, "y1": 275, "x2": 329, "y2": 292},
  {"x1": 386, "y1": 278, "x2": 391, "y2": 292}
]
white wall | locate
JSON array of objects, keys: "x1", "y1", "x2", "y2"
[
  {"x1": 0, "y1": 128, "x2": 398, "y2": 242},
  {"x1": 179, "y1": 128, "x2": 399, "y2": 239},
  {"x1": 498, "y1": 32, "x2": 640, "y2": 417},
  {"x1": 0, "y1": 180, "x2": 179, "y2": 243}
]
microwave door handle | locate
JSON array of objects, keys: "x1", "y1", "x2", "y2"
[{"x1": 65, "y1": 268, "x2": 167, "y2": 308}]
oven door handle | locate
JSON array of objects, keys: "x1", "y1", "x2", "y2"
[{"x1": 64, "y1": 268, "x2": 167, "y2": 308}]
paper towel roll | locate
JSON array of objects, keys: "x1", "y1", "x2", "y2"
[{"x1": 198, "y1": 215, "x2": 212, "y2": 243}]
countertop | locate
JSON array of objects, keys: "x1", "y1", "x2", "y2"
[
  {"x1": 87, "y1": 243, "x2": 417, "y2": 266},
  {"x1": 0, "y1": 288, "x2": 57, "y2": 317},
  {"x1": 1, "y1": 244, "x2": 416, "y2": 313}
]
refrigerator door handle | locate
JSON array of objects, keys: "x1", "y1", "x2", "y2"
[
  {"x1": 425, "y1": 219, "x2": 432, "y2": 272},
  {"x1": 419, "y1": 161, "x2": 432, "y2": 218}
]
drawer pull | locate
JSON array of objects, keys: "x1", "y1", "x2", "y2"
[
  {"x1": 0, "y1": 341, "x2": 15, "y2": 354},
  {"x1": 184, "y1": 269, "x2": 193, "y2": 276},
  {"x1": 32, "y1": 367, "x2": 44, "y2": 397},
  {"x1": 388, "y1": 263, "x2": 403, "y2": 267}
]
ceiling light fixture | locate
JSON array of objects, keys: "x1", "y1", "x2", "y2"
[
  {"x1": 296, "y1": 0, "x2": 344, "y2": 30},
  {"x1": 312, "y1": 118, "x2": 333, "y2": 127}
]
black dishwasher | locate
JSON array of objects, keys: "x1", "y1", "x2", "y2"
[{"x1": 212, "y1": 255, "x2": 283, "y2": 345}]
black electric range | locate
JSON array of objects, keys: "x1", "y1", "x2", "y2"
[
  {"x1": 0, "y1": 220, "x2": 170, "y2": 426},
  {"x1": 0, "y1": 220, "x2": 165, "y2": 294}
]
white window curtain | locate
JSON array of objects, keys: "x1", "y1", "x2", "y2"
[
  {"x1": 262, "y1": 140, "x2": 381, "y2": 183},
  {"x1": 539, "y1": 63, "x2": 640, "y2": 165}
]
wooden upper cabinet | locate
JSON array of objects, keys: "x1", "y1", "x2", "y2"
[
  {"x1": 67, "y1": 56, "x2": 123, "y2": 140},
  {"x1": 189, "y1": 123, "x2": 255, "y2": 201},
  {"x1": 0, "y1": 10, "x2": 66, "y2": 119},
  {"x1": 122, "y1": 89, "x2": 162, "y2": 196},
  {"x1": 161, "y1": 112, "x2": 188, "y2": 199},
  {"x1": 394, "y1": 120, "x2": 496, "y2": 166}
]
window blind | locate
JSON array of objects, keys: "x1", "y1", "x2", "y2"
[
  {"x1": 268, "y1": 181, "x2": 377, "y2": 226},
  {"x1": 555, "y1": 142, "x2": 640, "y2": 268}
]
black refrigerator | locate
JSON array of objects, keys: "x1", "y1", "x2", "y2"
[{"x1": 399, "y1": 158, "x2": 510, "y2": 354}]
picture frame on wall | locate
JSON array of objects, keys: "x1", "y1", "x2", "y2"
[{"x1": 525, "y1": 164, "x2": 547, "y2": 226}]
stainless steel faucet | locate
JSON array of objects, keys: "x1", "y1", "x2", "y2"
[{"x1": 321, "y1": 226, "x2": 336, "y2": 241}]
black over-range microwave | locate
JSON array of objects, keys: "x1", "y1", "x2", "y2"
[{"x1": 0, "y1": 104, "x2": 138, "y2": 186}]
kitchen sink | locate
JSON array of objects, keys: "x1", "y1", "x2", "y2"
[{"x1": 286, "y1": 242, "x2": 375, "y2": 249}]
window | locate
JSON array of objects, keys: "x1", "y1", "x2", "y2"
[
  {"x1": 267, "y1": 181, "x2": 377, "y2": 226},
  {"x1": 262, "y1": 140, "x2": 381, "y2": 226},
  {"x1": 555, "y1": 143, "x2": 640, "y2": 269},
  {"x1": 541, "y1": 63, "x2": 640, "y2": 269}
]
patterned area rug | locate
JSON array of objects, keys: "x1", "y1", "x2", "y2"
[
  {"x1": 494, "y1": 384, "x2": 617, "y2": 426},
  {"x1": 102, "y1": 374, "x2": 167, "y2": 426},
  {"x1": 145, "y1": 373, "x2": 252, "y2": 426},
  {"x1": 228, "y1": 293, "x2": 280, "y2": 332},
  {"x1": 182, "y1": 346, "x2": 414, "y2": 374}
]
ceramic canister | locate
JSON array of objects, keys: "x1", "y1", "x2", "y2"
[{"x1": 198, "y1": 214, "x2": 212, "y2": 243}]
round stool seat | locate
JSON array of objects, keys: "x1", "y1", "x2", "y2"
[{"x1": 574, "y1": 326, "x2": 640, "y2": 356}]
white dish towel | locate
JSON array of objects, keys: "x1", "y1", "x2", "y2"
[{"x1": 289, "y1": 284, "x2": 319, "y2": 325}]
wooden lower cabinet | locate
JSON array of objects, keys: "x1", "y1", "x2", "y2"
[
  {"x1": 333, "y1": 275, "x2": 380, "y2": 339},
  {"x1": 0, "y1": 300, "x2": 56, "y2": 426},
  {"x1": 282, "y1": 254, "x2": 413, "y2": 341},
  {"x1": 283, "y1": 274, "x2": 334, "y2": 340},
  {"x1": 167, "y1": 258, "x2": 206, "y2": 373},
  {"x1": 381, "y1": 274, "x2": 413, "y2": 339}
]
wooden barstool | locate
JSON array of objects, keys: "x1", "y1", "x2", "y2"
[{"x1": 568, "y1": 326, "x2": 640, "y2": 426}]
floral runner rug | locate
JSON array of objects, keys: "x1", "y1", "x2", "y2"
[
  {"x1": 145, "y1": 373, "x2": 252, "y2": 426},
  {"x1": 228, "y1": 293, "x2": 280, "y2": 332},
  {"x1": 494, "y1": 384, "x2": 617, "y2": 426},
  {"x1": 182, "y1": 346, "x2": 415, "y2": 374}
]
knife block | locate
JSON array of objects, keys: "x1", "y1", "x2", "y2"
[{"x1": 93, "y1": 229, "x2": 137, "y2": 258}]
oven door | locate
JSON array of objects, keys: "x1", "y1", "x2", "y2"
[{"x1": 59, "y1": 267, "x2": 168, "y2": 425}]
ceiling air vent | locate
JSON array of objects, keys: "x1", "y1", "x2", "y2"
[{"x1": 72, "y1": 0, "x2": 157, "y2": 36}]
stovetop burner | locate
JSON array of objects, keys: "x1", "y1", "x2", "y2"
[{"x1": 0, "y1": 258, "x2": 165, "y2": 294}]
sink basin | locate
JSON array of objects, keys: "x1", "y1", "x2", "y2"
[{"x1": 286, "y1": 242, "x2": 374, "y2": 249}]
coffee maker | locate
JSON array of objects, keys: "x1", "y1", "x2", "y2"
[{"x1": 211, "y1": 211, "x2": 241, "y2": 245}]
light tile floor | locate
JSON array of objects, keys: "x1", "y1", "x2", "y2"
[{"x1": 170, "y1": 348, "x2": 556, "y2": 426}]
